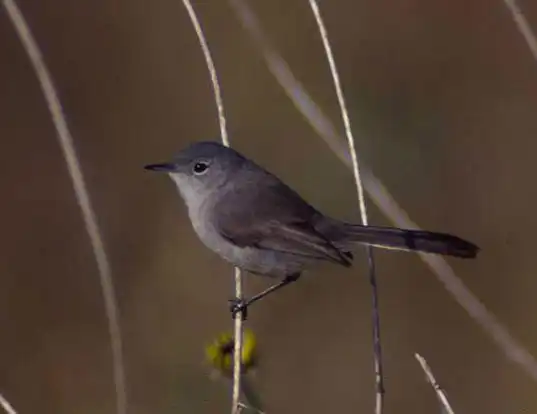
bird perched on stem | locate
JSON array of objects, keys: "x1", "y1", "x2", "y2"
[{"x1": 145, "y1": 141, "x2": 479, "y2": 318}]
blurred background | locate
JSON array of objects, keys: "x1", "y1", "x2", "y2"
[{"x1": 1, "y1": 0, "x2": 537, "y2": 412}]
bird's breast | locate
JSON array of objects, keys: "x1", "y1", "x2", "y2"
[
  {"x1": 187, "y1": 200, "x2": 236, "y2": 260},
  {"x1": 186, "y1": 202, "x2": 306, "y2": 277}
]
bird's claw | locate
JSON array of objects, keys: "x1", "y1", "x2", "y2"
[{"x1": 228, "y1": 298, "x2": 248, "y2": 320}]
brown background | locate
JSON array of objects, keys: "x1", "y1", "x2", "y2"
[{"x1": 1, "y1": 0, "x2": 537, "y2": 413}]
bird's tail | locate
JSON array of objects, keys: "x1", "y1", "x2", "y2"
[{"x1": 332, "y1": 224, "x2": 479, "y2": 259}]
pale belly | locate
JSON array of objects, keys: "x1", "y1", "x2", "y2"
[{"x1": 189, "y1": 209, "x2": 305, "y2": 277}]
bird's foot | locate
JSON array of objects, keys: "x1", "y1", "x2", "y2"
[{"x1": 228, "y1": 298, "x2": 248, "y2": 320}]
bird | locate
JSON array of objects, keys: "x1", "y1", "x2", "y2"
[{"x1": 144, "y1": 141, "x2": 479, "y2": 318}]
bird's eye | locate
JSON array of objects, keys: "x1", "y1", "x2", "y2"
[{"x1": 192, "y1": 161, "x2": 209, "y2": 175}]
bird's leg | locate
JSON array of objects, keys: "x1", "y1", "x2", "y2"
[{"x1": 229, "y1": 273, "x2": 301, "y2": 320}]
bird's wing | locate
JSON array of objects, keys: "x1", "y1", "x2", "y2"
[{"x1": 212, "y1": 175, "x2": 351, "y2": 267}]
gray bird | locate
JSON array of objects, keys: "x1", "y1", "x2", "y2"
[{"x1": 145, "y1": 141, "x2": 478, "y2": 317}]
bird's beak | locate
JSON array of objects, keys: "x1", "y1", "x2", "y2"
[{"x1": 144, "y1": 162, "x2": 177, "y2": 172}]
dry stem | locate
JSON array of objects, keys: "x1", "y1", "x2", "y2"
[
  {"x1": 306, "y1": 1, "x2": 384, "y2": 412},
  {"x1": 179, "y1": 2, "x2": 243, "y2": 413},
  {"x1": 0, "y1": 393, "x2": 17, "y2": 414},
  {"x1": 3, "y1": 1, "x2": 127, "y2": 413},
  {"x1": 415, "y1": 353, "x2": 456, "y2": 414},
  {"x1": 501, "y1": 0, "x2": 537, "y2": 63}
]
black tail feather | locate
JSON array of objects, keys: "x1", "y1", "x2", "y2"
[{"x1": 335, "y1": 224, "x2": 479, "y2": 259}]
